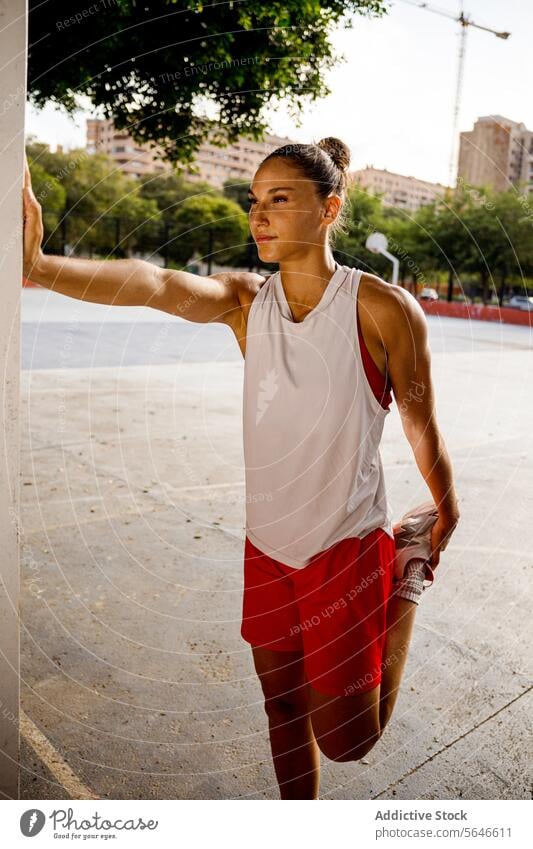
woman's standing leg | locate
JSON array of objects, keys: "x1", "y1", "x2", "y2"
[{"x1": 251, "y1": 646, "x2": 321, "y2": 799}]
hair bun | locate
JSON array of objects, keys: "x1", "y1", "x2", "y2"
[{"x1": 317, "y1": 137, "x2": 351, "y2": 171}]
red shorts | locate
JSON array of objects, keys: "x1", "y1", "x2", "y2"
[{"x1": 241, "y1": 528, "x2": 396, "y2": 697}]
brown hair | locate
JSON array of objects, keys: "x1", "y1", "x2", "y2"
[{"x1": 260, "y1": 136, "x2": 352, "y2": 242}]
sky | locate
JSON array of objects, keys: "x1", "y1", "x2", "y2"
[{"x1": 26, "y1": 0, "x2": 531, "y2": 187}]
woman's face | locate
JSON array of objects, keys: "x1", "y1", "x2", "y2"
[{"x1": 248, "y1": 158, "x2": 339, "y2": 263}]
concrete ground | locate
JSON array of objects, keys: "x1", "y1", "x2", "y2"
[{"x1": 19, "y1": 289, "x2": 533, "y2": 799}]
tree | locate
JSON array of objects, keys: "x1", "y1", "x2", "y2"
[
  {"x1": 25, "y1": 158, "x2": 66, "y2": 245},
  {"x1": 137, "y1": 172, "x2": 248, "y2": 266},
  {"x1": 222, "y1": 178, "x2": 260, "y2": 270},
  {"x1": 139, "y1": 170, "x2": 211, "y2": 214},
  {"x1": 28, "y1": 0, "x2": 387, "y2": 167},
  {"x1": 222, "y1": 178, "x2": 251, "y2": 213},
  {"x1": 489, "y1": 189, "x2": 533, "y2": 301},
  {"x1": 412, "y1": 193, "x2": 469, "y2": 300},
  {"x1": 26, "y1": 141, "x2": 161, "y2": 257},
  {"x1": 449, "y1": 186, "x2": 527, "y2": 304},
  {"x1": 170, "y1": 194, "x2": 249, "y2": 267},
  {"x1": 380, "y1": 211, "x2": 427, "y2": 293},
  {"x1": 335, "y1": 184, "x2": 384, "y2": 268}
]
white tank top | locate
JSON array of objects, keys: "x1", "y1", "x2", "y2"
[{"x1": 242, "y1": 263, "x2": 394, "y2": 568}]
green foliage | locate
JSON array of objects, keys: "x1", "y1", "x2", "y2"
[
  {"x1": 222, "y1": 179, "x2": 252, "y2": 213},
  {"x1": 136, "y1": 172, "x2": 249, "y2": 264},
  {"x1": 221, "y1": 179, "x2": 260, "y2": 268},
  {"x1": 334, "y1": 183, "x2": 384, "y2": 266},
  {"x1": 26, "y1": 159, "x2": 66, "y2": 237},
  {"x1": 27, "y1": 139, "x2": 162, "y2": 256},
  {"x1": 171, "y1": 194, "x2": 249, "y2": 266},
  {"x1": 27, "y1": 141, "x2": 247, "y2": 264},
  {"x1": 333, "y1": 178, "x2": 533, "y2": 299},
  {"x1": 409, "y1": 184, "x2": 533, "y2": 300},
  {"x1": 138, "y1": 171, "x2": 211, "y2": 218},
  {"x1": 28, "y1": 0, "x2": 387, "y2": 167}
]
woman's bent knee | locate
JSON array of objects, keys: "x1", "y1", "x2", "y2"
[{"x1": 316, "y1": 730, "x2": 381, "y2": 763}]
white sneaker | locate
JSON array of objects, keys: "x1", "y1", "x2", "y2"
[{"x1": 392, "y1": 501, "x2": 439, "y2": 602}]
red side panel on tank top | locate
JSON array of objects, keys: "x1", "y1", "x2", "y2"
[{"x1": 357, "y1": 309, "x2": 392, "y2": 410}]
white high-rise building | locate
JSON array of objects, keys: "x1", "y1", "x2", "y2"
[{"x1": 458, "y1": 115, "x2": 533, "y2": 194}]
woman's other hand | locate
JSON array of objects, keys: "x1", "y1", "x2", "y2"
[{"x1": 23, "y1": 154, "x2": 45, "y2": 279}]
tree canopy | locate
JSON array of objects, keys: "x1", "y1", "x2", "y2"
[{"x1": 28, "y1": 0, "x2": 387, "y2": 167}]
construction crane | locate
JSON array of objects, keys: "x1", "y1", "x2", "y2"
[{"x1": 396, "y1": 0, "x2": 511, "y2": 186}]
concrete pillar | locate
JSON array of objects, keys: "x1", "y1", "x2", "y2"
[{"x1": 0, "y1": 0, "x2": 27, "y2": 799}]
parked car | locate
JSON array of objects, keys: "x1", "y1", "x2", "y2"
[
  {"x1": 419, "y1": 287, "x2": 439, "y2": 300},
  {"x1": 508, "y1": 295, "x2": 533, "y2": 311}
]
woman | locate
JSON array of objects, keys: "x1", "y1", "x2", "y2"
[{"x1": 23, "y1": 138, "x2": 460, "y2": 800}]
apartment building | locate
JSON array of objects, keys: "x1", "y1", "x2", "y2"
[
  {"x1": 86, "y1": 118, "x2": 296, "y2": 187},
  {"x1": 351, "y1": 166, "x2": 448, "y2": 212},
  {"x1": 457, "y1": 114, "x2": 533, "y2": 194},
  {"x1": 184, "y1": 133, "x2": 297, "y2": 189},
  {"x1": 86, "y1": 119, "x2": 170, "y2": 178}
]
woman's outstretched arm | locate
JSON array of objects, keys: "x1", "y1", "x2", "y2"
[{"x1": 23, "y1": 156, "x2": 263, "y2": 326}]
